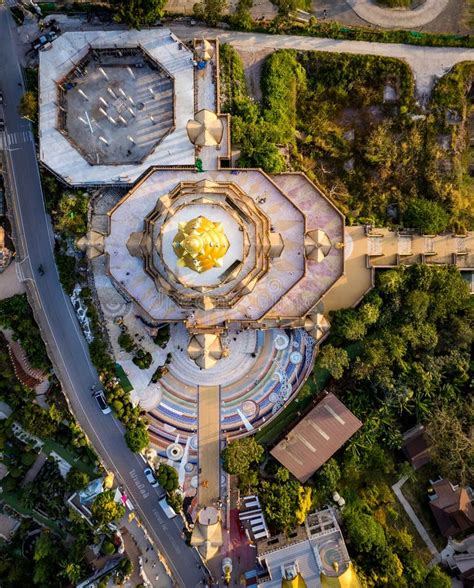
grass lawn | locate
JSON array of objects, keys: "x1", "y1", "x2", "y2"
[
  {"x1": 401, "y1": 467, "x2": 447, "y2": 551},
  {"x1": 115, "y1": 363, "x2": 134, "y2": 393},
  {"x1": 41, "y1": 437, "x2": 99, "y2": 478}
]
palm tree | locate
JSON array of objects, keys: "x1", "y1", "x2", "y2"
[{"x1": 60, "y1": 561, "x2": 83, "y2": 585}]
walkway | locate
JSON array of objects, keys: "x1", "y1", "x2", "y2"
[
  {"x1": 0, "y1": 262, "x2": 25, "y2": 300},
  {"x1": 198, "y1": 385, "x2": 221, "y2": 506},
  {"x1": 347, "y1": 0, "x2": 450, "y2": 29},
  {"x1": 392, "y1": 476, "x2": 440, "y2": 559},
  {"x1": 170, "y1": 25, "x2": 474, "y2": 100}
]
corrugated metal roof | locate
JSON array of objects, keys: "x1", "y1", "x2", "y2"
[{"x1": 270, "y1": 393, "x2": 362, "y2": 483}]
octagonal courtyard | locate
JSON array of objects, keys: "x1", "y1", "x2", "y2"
[{"x1": 59, "y1": 48, "x2": 174, "y2": 165}]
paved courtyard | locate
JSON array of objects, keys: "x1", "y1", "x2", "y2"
[{"x1": 62, "y1": 49, "x2": 174, "y2": 165}]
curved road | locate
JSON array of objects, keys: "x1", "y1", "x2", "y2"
[{"x1": 0, "y1": 7, "x2": 207, "y2": 587}]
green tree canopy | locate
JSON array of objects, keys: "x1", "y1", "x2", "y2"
[
  {"x1": 91, "y1": 490, "x2": 125, "y2": 526},
  {"x1": 66, "y1": 469, "x2": 91, "y2": 492},
  {"x1": 193, "y1": 0, "x2": 228, "y2": 26},
  {"x1": 156, "y1": 463, "x2": 179, "y2": 492},
  {"x1": 317, "y1": 345, "x2": 349, "y2": 379},
  {"x1": 221, "y1": 436, "x2": 264, "y2": 477},
  {"x1": 124, "y1": 422, "x2": 149, "y2": 453},
  {"x1": 343, "y1": 509, "x2": 386, "y2": 553},
  {"x1": 403, "y1": 198, "x2": 449, "y2": 234},
  {"x1": 113, "y1": 0, "x2": 166, "y2": 28}
]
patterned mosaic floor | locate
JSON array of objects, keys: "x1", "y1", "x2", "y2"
[{"x1": 146, "y1": 324, "x2": 315, "y2": 461}]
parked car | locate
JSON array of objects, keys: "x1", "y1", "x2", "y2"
[
  {"x1": 159, "y1": 497, "x2": 177, "y2": 519},
  {"x1": 144, "y1": 467, "x2": 158, "y2": 488},
  {"x1": 94, "y1": 389, "x2": 111, "y2": 414},
  {"x1": 0, "y1": 92, "x2": 4, "y2": 105},
  {"x1": 32, "y1": 32, "x2": 56, "y2": 52}
]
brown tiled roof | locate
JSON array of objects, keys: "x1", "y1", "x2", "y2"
[
  {"x1": 270, "y1": 393, "x2": 362, "y2": 483},
  {"x1": 402, "y1": 425, "x2": 431, "y2": 470},
  {"x1": 429, "y1": 479, "x2": 474, "y2": 537}
]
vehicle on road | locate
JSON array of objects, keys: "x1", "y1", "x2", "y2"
[
  {"x1": 93, "y1": 389, "x2": 111, "y2": 414},
  {"x1": 159, "y1": 497, "x2": 177, "y2": 519},
  {"x1": 0, "y1": 92, "x2": 3, "y2": 105},
  {"x1": 144, "y1": 467, "x2": 159, "y2": 488},
  {"x1": 37, "y1": 264, "x2": 45, "y2": 275}
]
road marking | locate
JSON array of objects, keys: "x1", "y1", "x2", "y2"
[
  {"x1": 129, "y1": 469, "x2": 150, "y2": 499},
  {"x1": 5, "y1": 130, "x2": 33, "y2": 146}
]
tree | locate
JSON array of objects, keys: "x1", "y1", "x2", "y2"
[
  {"x1": 424, "y1": 565, "x2": 451, "y2": 588},
  {"x1": 403, "y1": 198, "x2": 449, "y2": 234},
  {"x1": 20, "y1": 403, "x2": 59, "y2": 438},
  {"x1": 167, "y1": 491, "x2": 184, "y2": 514},
  {"x1": 193, "y1": 0, "x2": 228, "y2": 26},
  {"x1": 33, "y1": 531, "x2": 61, "y2": 587},
  {"x1": 124, "y1": 422, "x2": 149, "y2": 453},
  {"x1": 55, "y1": 192, "x2": 89, "y2": 238},
  {"x1": 66, "y1": 469, "x2": 91, "y2": 492},
  {"x1": 221, "y1": 437, "x2": 264, "y2": 477},
  {"x1": 317, "y1": 345, "x2": 349, "y2": 380},
  {"x1": 20, "y1": 91, "x2": 38, "y2": 123},
  {"x1": 343, "y1": 509, "x2": 386, "y2": 553},
  {"x1": 425, "y1": 400, "x2": 474, "y2": 485},
  {"x1": 156, "y1": 463, "x2": 179, "y2": 492},
  {"x1": 237, "y1": 121, "x2": 286, "y2": 172},
  {"x1": 101, "y1": 539, "x2": 116, "y2": 555},
  {"x1": 330, "y1": 308, "x2": 367, "y2": 342},
  {"x1": 118, "y1": 331, "x2": 135, "y2": 353},
  {"x1": 313, "y1": 458, "x2": 341, "y2": 497},
  {"x1": 60, "y1": 562, "x2": 83, "y2": 585},
  {"x1": 113, "y1": 0, "x2": 166, "y2": 28},
  {"x1": 91, "y1": 491, "x2": 125, "y2": 526},
  {"x1": 260, "y1": 478, "x2": 307, "y2": 533}
]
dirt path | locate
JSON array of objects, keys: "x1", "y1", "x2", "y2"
[{"x1": 237, "y1": 47, "x2": 274, "y2": 102}]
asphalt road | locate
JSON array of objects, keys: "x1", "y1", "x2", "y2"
[{"x1": 0, "y1": 7, "x2": 207, "y2": 587}]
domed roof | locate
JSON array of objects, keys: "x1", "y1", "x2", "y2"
[
  {"x1": 188, "y1": 333, "x2": 224, "y2": 369},
  {"x1": 320, "y1": 563, "x2": 361, "y2": 588},
  {"x1": 173, "y1": 215, "x2": 229, "y2": 273},
  {"x1": 187, "y1": 109, "x2": 224, "y2": 146},
  {"x1": 195, "y1": 39, "x2": 215, "y2": 62},
  {"x1": 304, "y1": 229, "x2": 332, "y2": 262}
]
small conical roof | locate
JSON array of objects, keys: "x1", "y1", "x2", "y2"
[
  {"x1": 187, "y1": 109, "x2": 223, "y2": 146},
  {"x1": 195, "y1": 39, "x2": 215, "y2": 62}
]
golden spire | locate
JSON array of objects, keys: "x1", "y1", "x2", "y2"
[{"x1": 173, "y1": 216, "x2": 229, "y2": 273}]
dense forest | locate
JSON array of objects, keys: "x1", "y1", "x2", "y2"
[{"x1": 220, "y1": 45, "x2": 474, "y2": 232}]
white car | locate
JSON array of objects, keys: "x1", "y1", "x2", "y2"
[
  {"x1": 144, "y1": 467, "x2": 158, "y2": 488},
  {"x1": 93, "y1": 389, "x2": 111, "y2": 415}
]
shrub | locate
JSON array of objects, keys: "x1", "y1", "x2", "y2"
[
  {"x1": 403, "y1": 198, "x2": 450, "y2": 234},
  {"x1": 132, "y1": 349, "x2": 152, "y2": 370},
  {"x1": 124, "y1": 422, "x2": 149, "y2": 453},
  {"x1": 156, "y1": 463, "x2": 179, "y2": 492},
  {"x1": 118, "y1": 331, "x2": 135, "y2": 353},
  {"x1": 101, "y1": 539, "x2": 116, "y2": 555}
]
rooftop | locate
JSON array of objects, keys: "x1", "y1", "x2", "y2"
[
  {"x1": 270, "y1": 393, "x2": 362, "y2": 483},
  {"x1": 39, "y1": 29, "x2": 195, "y2": 185}
]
